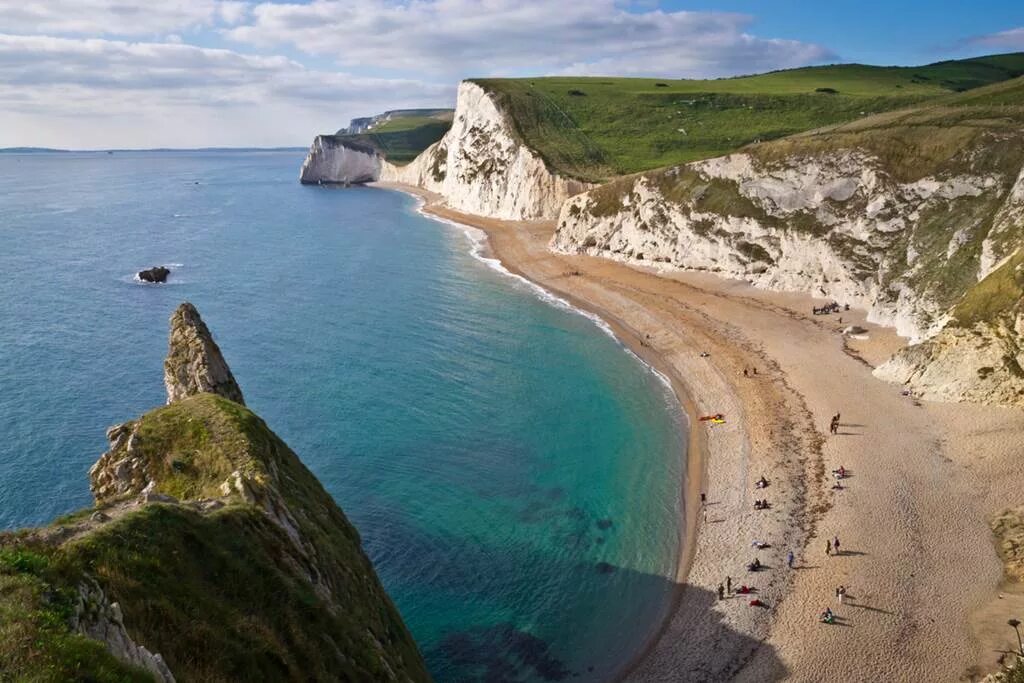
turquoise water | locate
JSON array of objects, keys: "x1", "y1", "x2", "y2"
[{"x1": 0, "y1": 151, "x2": 686, "y2": 682}]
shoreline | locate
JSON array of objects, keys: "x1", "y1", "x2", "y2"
[
  {"x1": 373, "y1": 180, "x2": 789, "y2": 680},
  {"x1": 372, "y1": 181, "x2": 1024, "y2": 683}
]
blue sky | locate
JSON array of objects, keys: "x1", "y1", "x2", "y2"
[
  {"x1": 1, "y1": 0, "x2": 1022, "y2": 148},
  {"x1": 676, "y1": 0, "x2": 1024, "y2": 66}
]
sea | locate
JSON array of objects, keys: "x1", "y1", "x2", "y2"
[{"x1": 0, "y1": 150, "x2": 686, "y2": 682}]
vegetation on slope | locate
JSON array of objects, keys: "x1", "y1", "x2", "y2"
[
  {"x1": 0, "y1": 391, "x2": 430, "y2": 682},
  {"x1": 337, "y1": 111, "x2": 453, "y2": 165},
  {"x1": 574, "y1": 75, "x2": 1024, "y2": 326},
  {"x1": 472, "y1": 53, "x2": 1024, "y2": 181}
]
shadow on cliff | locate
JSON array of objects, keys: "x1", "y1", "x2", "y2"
[{"x1": 416, "y1": 556, "x2": 787, "y2": 683}]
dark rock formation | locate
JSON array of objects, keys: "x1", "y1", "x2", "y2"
[
  {"x1": 163, "y1": 302, "x2": 244, "y2": 405},
  {"x1": 138, "y1": 266, "x2": 170, "y2": 283}
]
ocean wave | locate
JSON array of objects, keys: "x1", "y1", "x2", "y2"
[{"x1": 405, "y1": 193, "x2": 676, "y2": 394}]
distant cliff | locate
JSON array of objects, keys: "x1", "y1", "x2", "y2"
[
  {"x1": 337, "y1": 109, "x2": 453, "y2": 136},
  {"x1": 0, "y1": 303, "x2": 431, "y2": 681},
  {"x1": 300, "y1": 136, "x2": 383, "y2": 185}
]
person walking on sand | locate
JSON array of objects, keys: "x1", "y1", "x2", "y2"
[
  {"x1": 726, "y1": 576, "x2": 732, "y2": 595},
  {"x1": 826, "y1": 539, "x2": 832, "y2": 556},
  {"x1": 837, "y1": 585, "x2": 846, "y2": 604},
  {"x1": 833, "y1": 536, "x2": 841, "y2": 555},
  {"x1": 717, "y1": 583, "x2": 725, "y2": 601},
  {"x1": 787, "y1": 550, "x2": 795, "y2": 568}
]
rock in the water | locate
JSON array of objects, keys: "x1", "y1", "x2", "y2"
[
  {"x1": 138, "y1": 266, "x2": 170, "y2": 283},
  {"x1": 163, "y1": 303, "x2": 244, "y2": 406}
]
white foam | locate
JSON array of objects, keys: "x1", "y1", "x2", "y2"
[{"x1": 400, "y1": 191, "x2": 676, "y2": 394}]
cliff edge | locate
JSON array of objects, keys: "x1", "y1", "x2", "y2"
[
  {"x1": 552, "y1": 80, "x2": 1024, "y2": 406},
  {"x1": 0, "y1": 303, "x2": 431, "y2": 682},
  {"x1": 381, "y1": 81, "x2": 592, "y2": 220}
]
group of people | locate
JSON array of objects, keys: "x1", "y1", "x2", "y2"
[
  {"x1": 753, "y1": 499, "x2": 771, "y2": 510},
  {"x1": 825, "y1": 535, "x2": 842, "y2": 556},
  {"x1": 829, "y1": 413, "x2": 842, "y2": 435},
  {"x1": 812, "y1": 302, "x2": 849, "y2": 316}
]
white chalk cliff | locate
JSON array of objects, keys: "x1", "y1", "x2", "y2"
[
  {"x1": 381, "y1": 81, "x2": 592, "y2": 220},
  {"x1": 551, "y1": 138, "x2": 1024, "y2": 405},
  {"x1": 300, "y1": 136, "x2": 382, "y2": 185}
]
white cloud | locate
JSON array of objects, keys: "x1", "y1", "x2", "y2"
[
  {"x1": 966, "y1": 27, "x2": 1024, "y2": 50},
  {"x1": 0, "y1": 34, "x2": 452, "y2": 148},
  {"x1": 0, "y1": 0, "x2": 242, "y2": 36},
  {"x1": 225, "y1": 0, "x2": 834, "y2": 78}
]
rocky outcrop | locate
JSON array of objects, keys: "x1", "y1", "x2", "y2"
[
  {"x1": 137, "y1": 266, "x2": 170, "y2": 283},
  {"x1": 72, "y1": 577, "x2": 176, "y2": 682},
  {"x1": 3, "y1": 302, "x2": 431, "y2": 681},
  {"x1": 874, "y1": 248, "x2": 1024, "y2": 405},
  {"x1": 382, "y1": 81, "x2": 593, "y2": 219},
  {"x1": 300, "y1": 135, "x2": 382, "y2": 185},
  {"x1": 163, "y1": 302, "x2": 244, "y2": 405}
]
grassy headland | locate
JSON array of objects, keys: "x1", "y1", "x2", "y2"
[
  {"x1": 472, "y1": 53, "x2": 1024, "y2": 181},
  {"x1": 339, "y1": 110, "x2": 454, "y2": 165}
]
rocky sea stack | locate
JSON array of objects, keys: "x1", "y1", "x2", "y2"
[
  {"x1": 0, "y1": 303, "x2": 430, "y2": 682},
  {"x1": 137, "y1": 266, "x2": 170, "y2": 283}
]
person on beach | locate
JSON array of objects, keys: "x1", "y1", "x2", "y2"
[
  {"x1": 717, "y1": 583, "x2": 725, "y2": 601},
  {"x1": 826, "y1": 539, "x2": 832, "y2": 556},
  {"x1": 833, "y1": 536, "x2": 841, "y2": 555},
  {"x1": 837, "y1": 585, "x2": 846, "y2": 604},
  {"x1": 726, "y1": 576, "x2": 732, "y2": 595},
  {"x1": 787, "y1": 550, "x2": 795, "y2": 568},
  {"x1": 743, "y1": 368, "x2": 749, "y2": 377}
]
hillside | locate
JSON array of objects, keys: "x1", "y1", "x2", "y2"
[
  {"x1": 335, "y1": 110, "x2": 454, "y2": 165},
  {"x1": 473, "y1": 52, "x2": 1024, "y2": 182},
  {"x1": 0, "y1": 303, "x2": 430, "y2": 682},
  {"x1": 552, "y1": 75, "x2": 1024, "y2": 405}
]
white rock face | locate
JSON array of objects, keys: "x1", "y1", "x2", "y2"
[
  {"x1": 382, "y1": 81, "x2": 592, "y2": 219},
  {"x1": 874, "y1": 318, "x2": 1024, "y2": 406},
  {"x1": 552, "y1": 150, "x2": 1022, "y2": 341},
  {"x1": 73, "y1": 578, "x2": 176, "y2": 682},
  {"x1": 299, "y1": 136, "x2": 382, "y2": 185}
]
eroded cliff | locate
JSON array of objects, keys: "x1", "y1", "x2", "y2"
[
  {"x1": 382, "y1": 81, "x2": 592, "y2": 219},
  {"x1": 552, "y1": 97, "x2": 1024, "y2": 405},
  {"x1": 300, "y1": 135, "x2": 383, "y2": 185}
]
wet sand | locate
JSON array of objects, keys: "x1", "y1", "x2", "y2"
[{"x1": 375, "y1": 182, "x2": 1024, "y2": 682}]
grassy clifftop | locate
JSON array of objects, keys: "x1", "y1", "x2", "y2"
[
  {"x1": 0, "y1": 307, "x2": 430, "y2": 682},
  {"x1": 337, "y1": 110, "x2": 453, "y2": 165},
  {"x1": 473, "y1": 52, "x2": 1024, "y2": 181}
]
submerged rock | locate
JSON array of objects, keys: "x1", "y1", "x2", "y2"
[
  {"x1": 163, "y1": 302, "x2": 245, "y2": 405},
  {"x1": 137, "y1": 266, "x2": 170, "y2": 283}
]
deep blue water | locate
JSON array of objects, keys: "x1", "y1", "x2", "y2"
[{"x1": 0, "y1": 150, "x2": 686, "y2": 682}]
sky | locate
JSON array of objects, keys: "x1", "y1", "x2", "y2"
[{"x1": 2, "y1": 0, "x2": 1023, "y2": 149}]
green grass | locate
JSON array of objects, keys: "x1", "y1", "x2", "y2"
[
  {"x1": 0, "y1": 548, "x2": 154, "y2": 682},
  {"x1": 952, "y1": 248, "x2": 1024, "y2": 328},
  {"x1": 472, "y1": 52, "x2": 1024, "y2": 181},
  {"x1": 1, "y1": 393, "x2": 431, "y2": 682},
  {"x1": 337, "y1": 111, "x2": 453, "y2": 165}
]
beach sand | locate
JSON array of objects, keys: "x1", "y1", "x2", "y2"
[{"x1": 375, "y1": 182, "x2": 1024, "y2": 682}]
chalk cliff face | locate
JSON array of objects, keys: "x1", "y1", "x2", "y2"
[
  {"x1": 551, "y1": 120, "x2": 1024, "y2": 405},
  {"x1": 300, "y1": 135, "x2": 382, "y2": 184},
  {"x1": 1, "y1": 303, "x2": 431, "y2": 681},
  {"x1": 382, "y1": 81, "x2": 592, "y2": 219}
]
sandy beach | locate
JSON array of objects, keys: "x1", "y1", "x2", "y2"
[{"x1": 376, "y1": 182, "x2": 1024, "y2": 682}]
